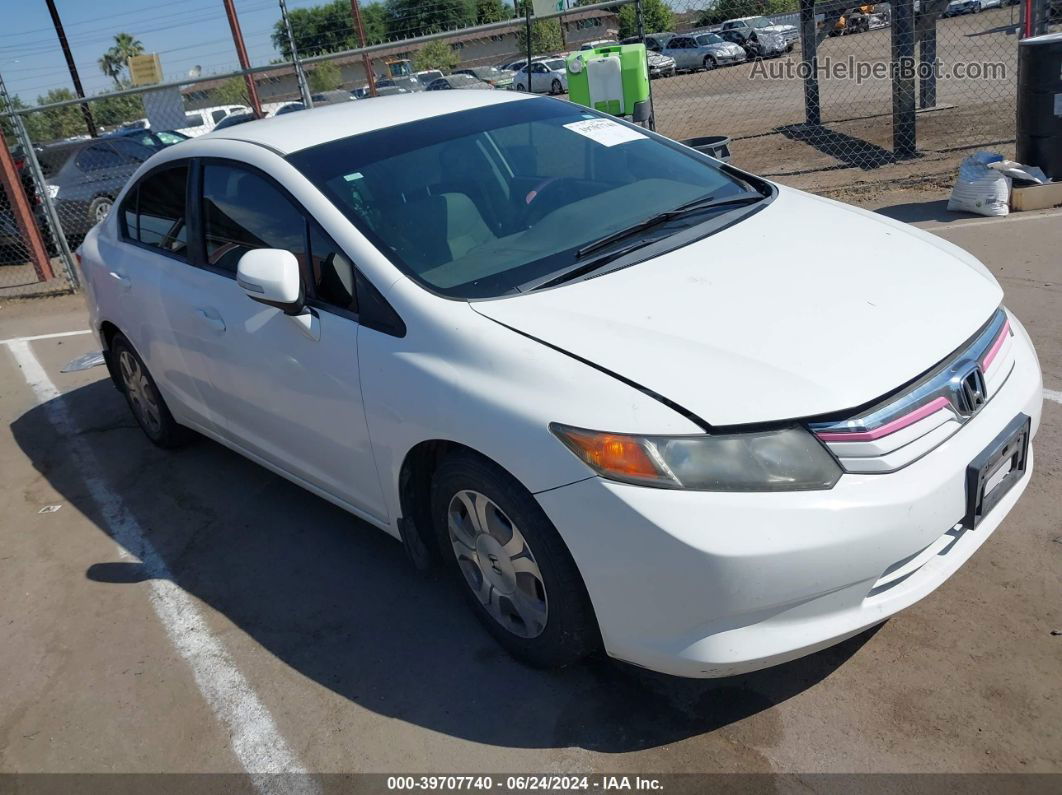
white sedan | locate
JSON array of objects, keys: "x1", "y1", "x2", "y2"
[
  {"x1": 513, "y1": 57, "x2": 569, "y2": 94},
  {"x1": 79, "y1": 92, "x2": 1042, "y2": 678}
]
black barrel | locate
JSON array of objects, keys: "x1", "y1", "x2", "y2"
[
  {"x1": 1016, "y1": 32, "x2": 1062, "y2": 180},
  {"x1": 681, "y1": 135, "x2": 732, "y2": 162}
]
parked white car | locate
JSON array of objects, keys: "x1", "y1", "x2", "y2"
[
  {"x1": 79, "y1": 93, "x2": 1042, "y2": 678},
  {"x1": 513, "y1": 58, "x2": 569, "y2": 94},
  {"x1": 176, "y1": 104, "x2": 251, "y2": 136}
]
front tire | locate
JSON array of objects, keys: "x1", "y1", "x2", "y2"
[
  {"x1": 550, "y1": 78, "x2": 562, "y2": 95},
  {"x1": 112, "y1": 334, "x2": 190, "y2": 449},
  {"x1": 431, "y1": 451, "x2": 599, "y2": 669},
  {"x1": 703, "y1": 55, "x2": 717, "y2": 70}
]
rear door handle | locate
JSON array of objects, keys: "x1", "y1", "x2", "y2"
[
  {"x1": 109, "y1": 270, "x2": 131, "y2": 290},
  {"x1": 195, "y1": 308, "x2": 226, "y2": 333}
]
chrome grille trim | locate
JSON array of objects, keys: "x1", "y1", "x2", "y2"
[{"x1": 809, "y1": 308, "x2": 1014, "y2": 474}]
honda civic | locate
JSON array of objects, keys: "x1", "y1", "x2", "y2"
[{"x1": 78, "y1": 92, "x2": 1042, "y2": 677}]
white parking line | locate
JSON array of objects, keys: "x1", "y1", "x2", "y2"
[
  {"x1": 1044, "y1": 389, "x2": 1062, "y2": 405},
  {"x1": 3, "y1": 338, "x2": 318, "y2": 793},
  {"x1": 0, "y1": 329, "x2": 92, "y2": 345}
]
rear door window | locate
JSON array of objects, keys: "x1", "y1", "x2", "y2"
[
  {"x1": 75, "y1": 143, "x2": 124, "y2": 172},
  {"x1": 120, "y1": 164, "x2": 189, "y2": 258}
]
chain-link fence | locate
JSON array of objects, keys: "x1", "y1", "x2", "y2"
[{"x1": 0, "y1": 0, "x2": 1055, "y2": 298}]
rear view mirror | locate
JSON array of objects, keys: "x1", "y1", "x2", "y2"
[{"x1": 236, "y1": 249, "x2": 303, "y2": 315}]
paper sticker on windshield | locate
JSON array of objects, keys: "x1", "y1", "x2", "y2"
[{"x1": 564, "y1": 119, "x2": 647, "y2": 147}]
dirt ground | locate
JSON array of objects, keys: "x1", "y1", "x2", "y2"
[
  {"x1": 649, "y1": 8, "x2": 1026, "y2": 198},
  {"x1": 0, "y1": 189, "x2": 1059, "y2": 790}
]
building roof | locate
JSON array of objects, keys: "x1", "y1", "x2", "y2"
[{"x1": 201, "y1": 90, "x2": 533, "y2": 154}]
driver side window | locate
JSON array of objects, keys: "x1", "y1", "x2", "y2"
[{"x1": 201, "y1": 163, "x2": 307, "y2": 274}]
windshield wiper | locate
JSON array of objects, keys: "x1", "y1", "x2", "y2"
[
  {"x1": 520, "y1": 190, "x2": 766, "y2": 293},
  {"x1": 575, "y1": 190, "x2": 765, "y2": 259},
  {"x1": 526, "y1": 238, "x2": 667, "y2": 292}
]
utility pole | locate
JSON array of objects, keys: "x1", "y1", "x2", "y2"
[
  {"x1": 222, "y1": 0, "x2": 263, "y2": 117},
  {"x1": 349, "y1": 0, "x2": 377, "y2": 97},
  {"x1": 43, "y1": 0, "x2": 97, "y2": 137},
  {"x1": 279, "y1": 0, "x2": 313, "y2": 106}
]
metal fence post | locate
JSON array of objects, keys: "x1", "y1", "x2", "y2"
[
  {"x1": 634, "y1": 0, "x2": 656, "y2": 130},
  {"x1": 891, "y1": 0, "x2": 918, "y2": 158},
  {"x1": 223, "y1": 0, "x2": 264, "y2": 117},
  {"x1": 279, "y1": 0, "x2": 314, "y2": 107},
  {"x1": 800, "y1": 0, "x2": 821, "y2": 127},
  {"x1": 0, "y1": 127, "x2": 54, "y2": 283},
  {"x1": 9, "y1": 111, "x2": 79, "y2": 290}
]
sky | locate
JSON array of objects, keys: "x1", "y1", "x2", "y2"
[{"x1": 1, "y1": 0, "x2": 353, "y2": 103}]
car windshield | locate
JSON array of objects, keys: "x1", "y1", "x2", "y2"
[
  {"x1": 748, "y1": 17, "x2": 771, "y2": 28},
  {"x1": 288, "y1": 99, "x2": 759, "y2": 299},
  {"x1": 697, "y1": 34, "x2": 724, "y2": 44}
]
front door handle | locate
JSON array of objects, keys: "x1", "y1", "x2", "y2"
[{"x1": 195, "y1": 308, "x2": 226, "y2": 333}]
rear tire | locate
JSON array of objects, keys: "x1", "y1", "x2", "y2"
[
  {"x1": 111, "y1": 334, "x2": 191, "y2": 449},
  {"x1": 431, "y1": 451, "x2": 599, "y2": 669}
]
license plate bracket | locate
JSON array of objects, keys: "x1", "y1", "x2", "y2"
[{"x1": 963, "y1": 413, "x2": 1030, "y2": 529}]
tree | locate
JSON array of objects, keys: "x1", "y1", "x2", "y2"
[
  {"x1": 272, "y1": 0, "x2": 359, "y2": 58},
  {"x1": 0, "y1": 94, "x2": 28, "y2": 141},
  {"x1": 413, "y1": 39, "x2": 460, "y2": 72},
  {"x1": 383, "y1": 0, "x2": 474, "y2": 39},
  {"x1": 29, "y1": 89, "x2": 84, "y2": 142},
  {"x1": 308, "y1": 60, "x2": 343, "y2": 91},
  {"x1": 92, "y1": 92, "x2": 145, "y2": 128},
  {"x1": 360, "y1": 3, "x2": 389, "y2": 44},
  {"x1": 618, "y1": 0, "x2": 672, "y2": 39},
  {"x1": 513, "y1": 1, "x2": 564, "y2": 54},
  {"x1": 112, "y1": 33, "x2": 145, "y2": 63},
  {"x1": 211, "y1": 76, "x2": 250, "y2": 106},
  {"x1": 98, "y1": 51, "x2": 124, "y2": 87},
  {"x1": 475, "y1": 0, "x2": 510, "y2": 24},
  {"x1": 98, "y1": 32, "x2": 144, "y2": 86}
]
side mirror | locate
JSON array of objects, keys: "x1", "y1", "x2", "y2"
[{"x1": 236, "y1": 248, "x2": 304, "y2": 315}]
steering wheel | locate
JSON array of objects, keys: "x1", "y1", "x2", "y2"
[{"x1": 520, "y1": 177, "x2": 578, "y2": 227}]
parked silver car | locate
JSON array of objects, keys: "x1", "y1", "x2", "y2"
[
  {"x1": 646, "y1": 51, "x2": 677, "y2": 78},
  {"x1": 720, "y1": 16, "x2": 799, "y2": 51},
  {"x1": 660, "y1": 33, "x2": 746, "y2": 72}
]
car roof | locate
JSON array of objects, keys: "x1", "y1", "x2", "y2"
[{"x1": 203, "y1": 91, "x2": 532, "y2": 155}]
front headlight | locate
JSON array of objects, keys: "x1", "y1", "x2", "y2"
[{"x1": 550, "y1": 424, "x2": 841, "y2": 492}]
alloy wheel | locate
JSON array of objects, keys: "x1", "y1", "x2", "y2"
[
  {"x1": 119, "y1": 349, "x2": 162, "y2": 436},
  {"x1": 447, "y1": 489, "x2": 548, "y2": 639},
  {"x1": 94, "y1": 200, "x2": 112, "y2": 223}
]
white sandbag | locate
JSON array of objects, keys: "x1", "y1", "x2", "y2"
[{"x1": 947, "y1": 152, "x2": 1011, "y2": 217}]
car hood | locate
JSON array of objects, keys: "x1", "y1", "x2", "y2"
[{"x1": 470, "y1": 187, "x2": 1003, "y2": 426}]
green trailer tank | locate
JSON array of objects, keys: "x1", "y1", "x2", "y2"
[{"x1": 566, "y1": 44, "x2": 651, "y2": 122}]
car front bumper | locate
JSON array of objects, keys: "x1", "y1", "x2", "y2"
[{"x1": 536, "y1": 315, "x2": 1043, "y2": 678}]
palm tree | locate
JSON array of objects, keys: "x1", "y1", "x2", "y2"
[
  {"x1": 98, "y1": 50, "x2": 124, "y2": 87},
  {"x1": 111, "y1": 32, "x2": 144, "y2": 65}
]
